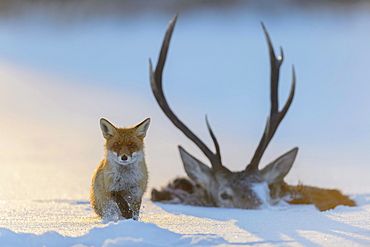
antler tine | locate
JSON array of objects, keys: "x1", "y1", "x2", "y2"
[
  {"x1": 262, "y1": 22, "x2": 283, "y2": 116},
  {"x1": 150, "y1": 14, "x2": 223, "y2": 170},
  {"x1": 206, "y1": 115, "x2": 222, "y2": 163},
  {"x1": 248, "y1": 23, "x2": 296, "y2": 170}
]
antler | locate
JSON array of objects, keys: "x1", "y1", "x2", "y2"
[
  {"x1": 149, "y1": 14, "x2": 223, "y2": 170},
  {"x1": 248, "y1": 23, "x2": 296, "y2": 170}
]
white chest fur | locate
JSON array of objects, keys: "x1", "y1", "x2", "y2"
[{"x1": 105, "y1": 152, "x2": 145, "y2": 197}]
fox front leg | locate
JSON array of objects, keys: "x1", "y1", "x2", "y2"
[
  {"x1": 110, "y1": 192, "x2": 134, "y2": 219},
  {"x1": 129, "y1": 198, "x2": 142, "y2": 220},
  {"x1": 122, "y1": 195, "x2": 142, "y2": 220}
]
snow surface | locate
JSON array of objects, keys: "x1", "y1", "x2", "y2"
[
  {"x1": 1, "y1": 5, "x2": 370, "y2": 247},
  {"x1": 0, "y1": 196, "x2": 370, "y2": 247}
]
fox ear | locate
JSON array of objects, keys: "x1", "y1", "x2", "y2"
[
  {"x1": 100, "y1": 118, "x2": 117, "y2": 139},
  {"x1": 260, "y1": 147, "x2": 298, "y2": 185},
  {"x1": 179, "y1": 146, "x2": 212, "y2": 186},
  {"x1": 133, "y1": 118, "x2": 151, "y2": 138}
]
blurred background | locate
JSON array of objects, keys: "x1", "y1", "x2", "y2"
[{"x1": 0, "y1": 0, "x2": 369, "y2": 201}]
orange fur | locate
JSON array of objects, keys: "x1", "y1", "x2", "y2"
[
  {"x1": 90, "y1": 118, "x2": 150, "y2": 220},
  {"x1": 286, "y1": 184, "x2": 356, "y2": 211},
  {"x1": 105, "y1": 128, "x2": 145, "y2": 157}
]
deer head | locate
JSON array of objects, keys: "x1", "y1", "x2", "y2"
[{"x1": 149, "y1": 14, "x2": 298, "y2": 209}]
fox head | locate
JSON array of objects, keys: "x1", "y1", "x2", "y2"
[{"x1": 100, "y1": 118, "x2": 151, "y2": 166}]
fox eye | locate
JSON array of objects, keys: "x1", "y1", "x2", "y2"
[
  {"x1": 220, "y1": 192, "x2": 232, "y2": 200},
  {"x1": 114, "y1": 145, "x2": 120, "y2": 149},
  {"x1": 130, "y1": 144, "x2": 136, "y2": 149}
]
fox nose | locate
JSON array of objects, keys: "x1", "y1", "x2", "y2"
[{"x1": 121, "y1": 155, "x2": 128, "y2": 161}]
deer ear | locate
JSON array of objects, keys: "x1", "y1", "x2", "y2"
[
  {"x1": 133, "y1": 118, "x2": 151, "y2": 138},
  {"x1": 260, "y1": 147, "x2": 298, "y2": 185},
  {"x1": 179, "y1": 146, "x2": 212, "y2": 186},
  {"x1": 100, "y1": 118, "x2": 118, "y2": 139}
]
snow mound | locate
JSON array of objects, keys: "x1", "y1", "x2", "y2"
[{"x1": 0, "y1": 220, "x2": 227, "y2": 247}]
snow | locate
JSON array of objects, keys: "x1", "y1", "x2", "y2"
[
  {"x1": 0, "y1": 197, "x2": 370, "y2": 246},
  {"x1": 1, "y1": 5, "x2": 370, "y2": 247}
]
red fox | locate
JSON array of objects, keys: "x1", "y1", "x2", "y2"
[{"x1": 90, "y1": 118, "x2": 150, "y2": 220}]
